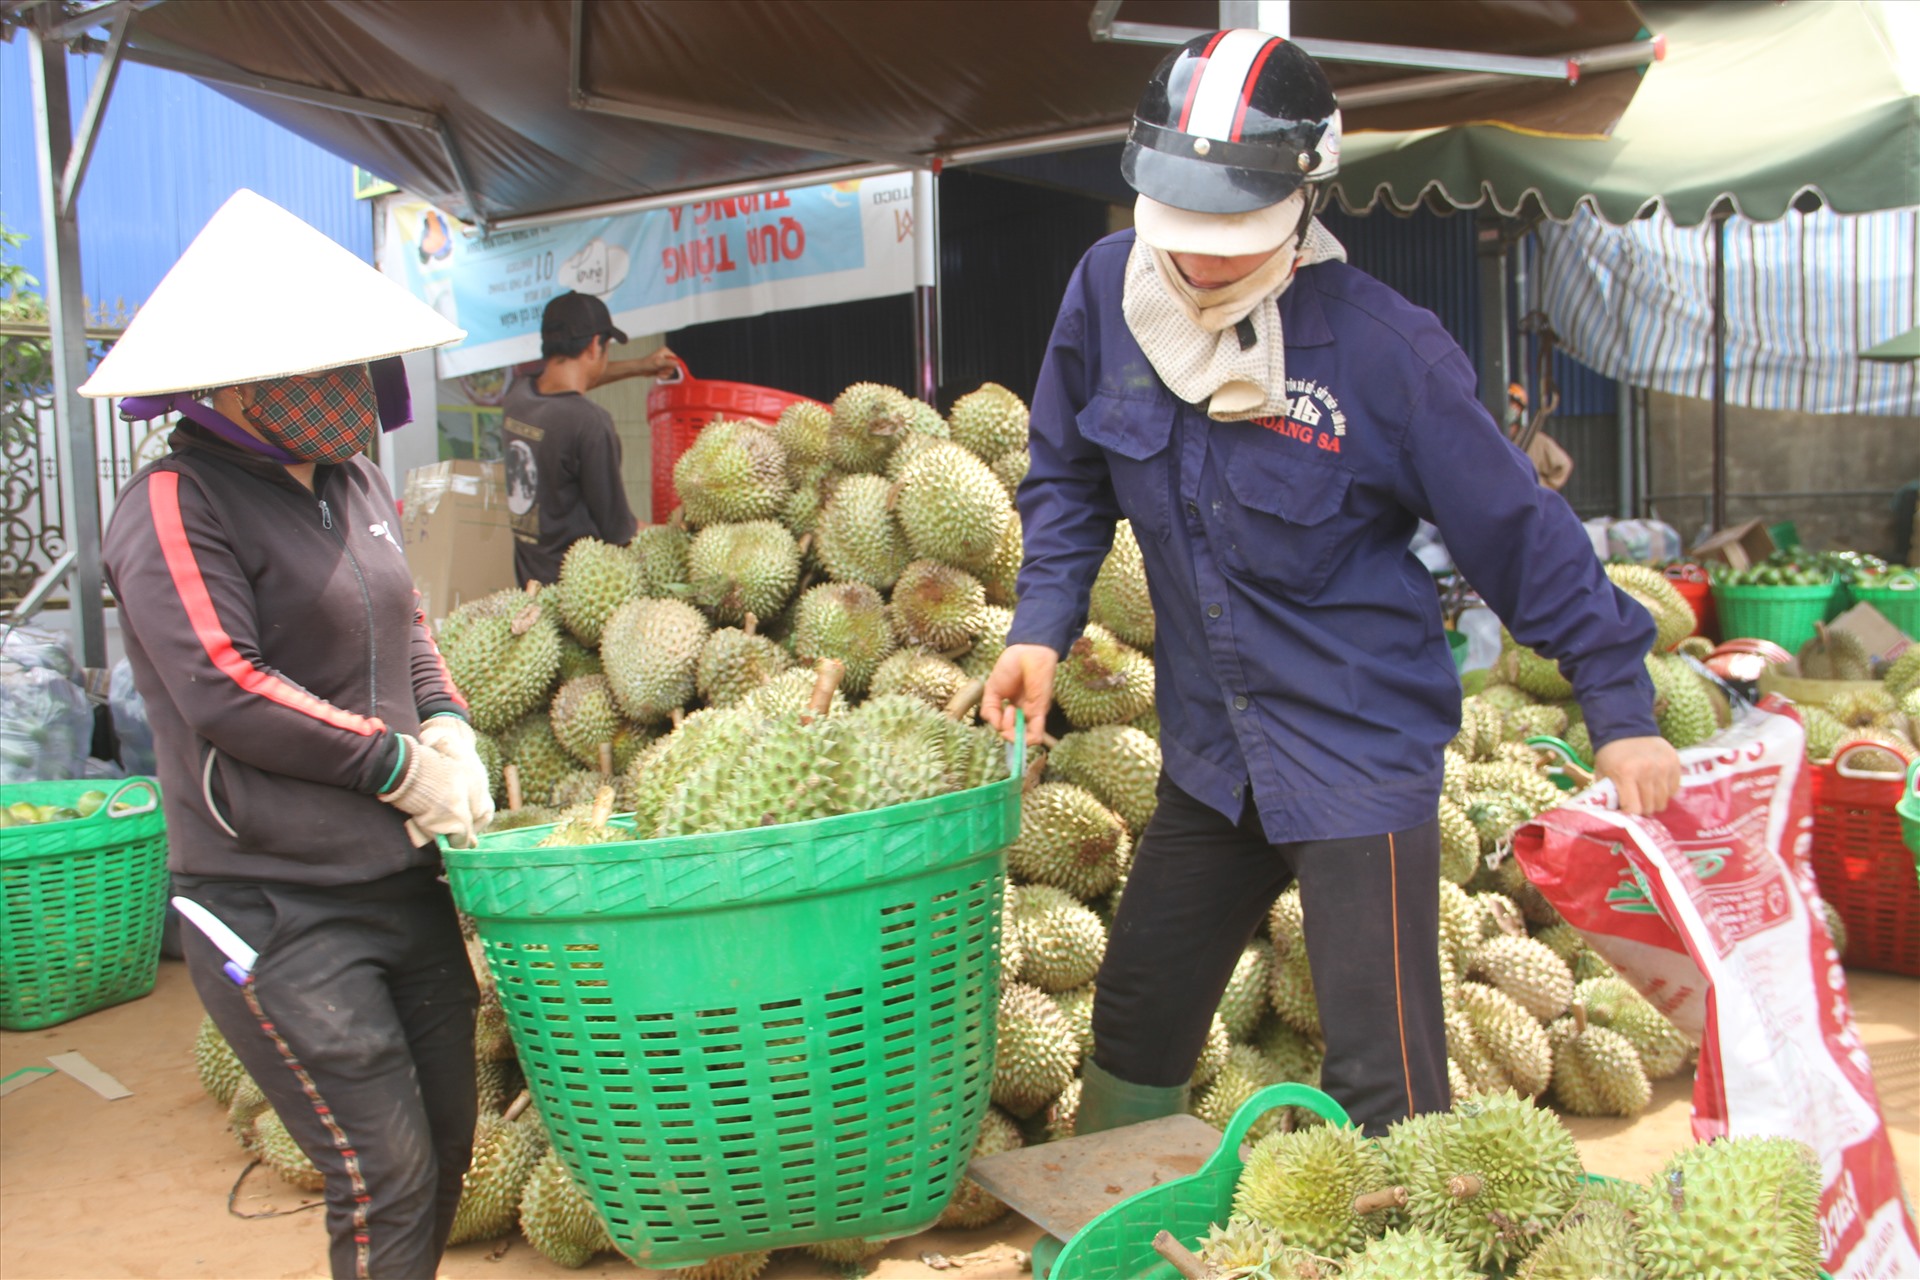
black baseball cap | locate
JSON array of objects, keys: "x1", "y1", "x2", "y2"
[{"x1": 541, "y1": 291, "x2": 628, "y2": 345}]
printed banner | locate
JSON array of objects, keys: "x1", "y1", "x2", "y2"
[{"x1": 378, "y1": 173, "x2": 918, "y2": 378}]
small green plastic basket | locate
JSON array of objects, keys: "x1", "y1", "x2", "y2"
[
  {"x1": 1850, "y1": 582, "x2": 1919, "y2": 640},
  {"x1": 0, "y1": 778, "x2": 168, "y2": 1031},
  {"x1": 441, "y1": 730, "x2": 1024, "y2": 1269},
  {"x1": 1899, "y1": 760, "x2": 1920, "y2": 868},
  {"x1": 1711, "y1": 580, "x2": 1839, "y2": 652}
]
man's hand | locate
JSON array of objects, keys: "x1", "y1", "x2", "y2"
[
  {"x1": 981, "y1": 644, "x2": 1057, "y2": 746},
  {"x1": 1593, "y1": 735, "x2": 1682, "y2": 815},
  {"x1": 635, "y1": 345, "x2": 679, "y2": 378}
]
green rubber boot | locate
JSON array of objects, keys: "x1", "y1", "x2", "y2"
[{"x1": 1074, "y1": 1058, "x2": 1191, "y2": 1136}]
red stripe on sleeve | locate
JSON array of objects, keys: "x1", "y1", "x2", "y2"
[
  {"x1": 415, "y1": 594, "x2": 467, "y2": 710},
  {"x1": 148, "y1": 471, "x2": 386, "y2": 737},
  {"x1": 1176, "y1": 30, "x2": 1232, "y2": 132},
  {"x1": 1230, "y1": 37, "x2": 1283, "y2": 142}
]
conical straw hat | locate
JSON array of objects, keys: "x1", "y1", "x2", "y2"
[{"x1": 81, "y1": 188, "x2": 464, "y2": 398}]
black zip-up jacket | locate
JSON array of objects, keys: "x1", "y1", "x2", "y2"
[{"x1": 102, "y1": 423, "x2": 466, "y2": 885}]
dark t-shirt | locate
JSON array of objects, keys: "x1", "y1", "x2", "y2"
[{"x1": 500, "y1": 377, "x2": 638, "y2": 586}]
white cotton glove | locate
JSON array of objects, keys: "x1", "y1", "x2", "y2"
[
  {"x1": 379, "y1": 735, "x2": 477, "y2": 848},
  {"x1": 419, "y1": 714, "x2": 496, "y2": 834}
]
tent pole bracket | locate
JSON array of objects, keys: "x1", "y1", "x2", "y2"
[{"x1": 58, "y1": 9, "x2": 128, "y2": 219}]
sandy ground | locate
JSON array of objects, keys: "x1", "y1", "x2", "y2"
[{"x1": 2, "y1": 959, "x2": 1914, "y2": 1280}]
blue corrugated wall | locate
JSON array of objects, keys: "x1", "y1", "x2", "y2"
[{"x1": 0, "y1": 39, "x2": 370, "y2": 312}]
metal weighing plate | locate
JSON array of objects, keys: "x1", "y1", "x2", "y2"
[{"x1": 966, "y1": 1114, "x2": 1225, "y2": 1240}]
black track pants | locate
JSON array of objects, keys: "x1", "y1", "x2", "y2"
[
  {"x1": 178, "y1": 867, "x2": 479, "y2": 1280},
  {"x1": 1090, "y1": 772, "x2": 1449, "y2": 1136}
]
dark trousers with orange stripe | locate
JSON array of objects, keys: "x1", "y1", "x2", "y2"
[
  {"x1": 1091, "y1": 773, "x2": 1449, "y2": 1136},
  {"x1": 178, "y1": 867, "x2": 478, "y2": 1280}
]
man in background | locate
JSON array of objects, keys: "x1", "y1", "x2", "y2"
[{"x1": 501, "y1": 291, "x2": 676, "y2": 585}]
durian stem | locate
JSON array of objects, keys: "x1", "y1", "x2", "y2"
[
  {"x1": 944, "y1": 680, "x2": 986, "y2": 721},
  {"x1": 742, "y1": 612, "x2": 758, "y2": 637},
  {"x1": 794, "y1": 533, "x2": 812, "y2": 559},
  {"x1": 803, "y1": 659, "x2": 845, "y2": 723},
  {"x1": 1486, "y1": 895, "x2": 1527, "y2": 938},
  {"x1": 1149, "y1": 1231, "x2": 1220, "y2": 1279},
  {"x1": 590, "y1": 787, "x2": 615, "y2": 826},
  {"x1": 671, "y1": 706, "x2": 685, "y2": 729},
  {"x1": 1448, "y1": 1173, "x2": 1484, "y2": 1200},
  {"x1": 885, "y1": 480, "x2": 903, "y2": 512},
  {"x1": 598, "y1": 742, "x2": 614, "y2": 777},
  {"x1": 503, "y1": 1090, "x2": 532, "y2": 1122},
  {"x1": 1353, "y1": 1186, "x2": 1408, "y2": 1215},
  {"x1": 504, "y1": 764, "x2": 523, "y2": 812},
  {"x1": 1039, "y1": 733, "x2": 1061, "y2": 749},
  {"x1": 1573, "y1": 1001, "x2": 1588, "y2": 1034},
  {"x1": 1022, "y1": 752, "x2": 1048, "y2": 793}
]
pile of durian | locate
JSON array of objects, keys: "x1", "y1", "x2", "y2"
[
  {"x1": 1795, "y1": 628, "x2": 1920, "y2": 769},
  {"x1": 1191, "y1": 1089, "x2": 1824, "y2": 1279}
]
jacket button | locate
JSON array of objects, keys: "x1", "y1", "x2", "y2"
[
  {"x1": 1233, "y1": 695, "x2": 1249, "y2": 711},
  {"x1": 1206, "y1": 604, "x2": 1222, "y2": 619},
  {"x1": 1186, "y1": 500, "x2": 1199, "y2": 518}
]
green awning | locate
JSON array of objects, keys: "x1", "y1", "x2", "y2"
[
  {"x1": 1331, "y1": 1, "x2": 1920, "y2": 227},
  {"x1": 1862, "y1": 325, "x2": 1920, "y2": 363}
]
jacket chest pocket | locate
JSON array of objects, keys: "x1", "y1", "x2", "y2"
[
  {"x1": 1075, "y1": 393, "x2": 1175, "y2": 542},
  {"x1": 1216, "y1": 448, "x2": 1356, "y2": 600}
]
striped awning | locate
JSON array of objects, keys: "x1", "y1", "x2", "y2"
[{"x1": 1533, "y1": 206, "x2": 1919, "y2": 417}]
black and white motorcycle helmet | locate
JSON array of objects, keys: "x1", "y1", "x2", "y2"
[{"x1": 1122, "y1": 29, "x2": 1341, "y2": 217}]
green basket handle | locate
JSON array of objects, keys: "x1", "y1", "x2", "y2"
[
  {"x1": 1906, "y1": 758, "x2": 1920, "y2": 804},
  {"x1": 1007, "y1": 709, "x2": 1026, "y2": 782},
  {"x1": 1212, "y1": 1083, "x2": 1355, "y2": 1164},
  {"x1": 101, "y1": 777, "x2": 160, "y2": 819},
  {"x1": 1526, "y1": 736, "x2": 1594, "y2": 790}
]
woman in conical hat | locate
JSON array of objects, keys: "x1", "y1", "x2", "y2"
[{"x1": 94, "y1": 190, "x2": 493, "y2": 1280}]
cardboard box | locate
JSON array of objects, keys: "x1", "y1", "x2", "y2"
[
  {"x1": 1688, "y1": 519, "x2": 1777, "y2": 571},
  {"x1": 401, "y1": 460, "x2": 514, "y2": 630}
]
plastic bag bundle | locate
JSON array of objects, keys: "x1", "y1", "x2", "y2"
[
  {"x1": 109, "y1": 658, "x2": 156, "y2": 776},
  {"x1": 0, "y1": 624, "x2": 94, "y2": 783}
]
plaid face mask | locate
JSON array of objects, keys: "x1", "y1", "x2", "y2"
[{"x1": 242, "y1": 364, "x2": 377, "y2": 463}]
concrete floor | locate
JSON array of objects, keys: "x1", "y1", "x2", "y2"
[{"x1": 1, "y1": 959, "x2": 1914, "y2": 1280}]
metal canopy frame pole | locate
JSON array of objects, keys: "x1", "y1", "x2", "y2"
[
  {"x1": 27, "y1": 21, "x2": 110, "y2": 668},
  {"x1": 1475, "y1": 212, "x2": 1512, "y2": 426},
  {"x1": 911, "y1": 168, "x2": 940, "y2": 404},
  {"x1": 1711, "y1": 209, "x2": 1729, "y2": 532}
]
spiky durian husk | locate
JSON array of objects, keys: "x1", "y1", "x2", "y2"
[
  {"x1": 1006, "y1": 781, "x2": 1131, "y2": 900},
  {"x1": 1088, "y1": 519, "x2": 1154, "y2": 651},
  {"x1": 673, "y1": 1250, "x2": 774, "y2": 1280},
  {"x1": 868, "y1": 647, "x2": 970, "y2": 711},
  {"x1": 771, "y1": 400, "x2": 831, "y2": 479},
  {"x1": 685, "y1": 520, "x2": 801, "y2": 624},
  {"x1": 938, "y1": 1105, "x2": 1024, "y2": 1228},
  {"x1": 1044, "y1": 724, "x2": 1161, "y2": 836},
  {"x1": 1635, "y1": 1137, "x2": 1822, "y2": 1280},
  {"x1": 600, "y1": 597, "x2": 709, "y2": 725},
  {"x1": 519, "y1": 1149, "x2": 613, "y2": 1268},
  {"x1": 194, "y1": 1015, "x2": 248, "y2": 1105},
  {"x1": 447, "y1": 1110, "x2": 548, "y2": 1245},
  {"x1": 1401, "y1": 1090, "x2": 1583, "y2": 1271},
  {"x1": 816, "y1": 472, "x2": 912, "y2": 590},
  {"x1": 890, "y1": 559, "x2": 988, "y2": 651},
  {"x1": 1340, "y1": 1227, "x2": 1481, "y2": 1280},
  {"x1": 893, "y1": 440, "x2": 1012, "y2": 573},
  {"x1": 948, "y1": 382, "x2": 1029, "y2": 461},
  {"x1": 1233, "y1": 1124, "x2": 1394, "y2": 1256},
  {"x1": 695, "y1": 626, "x2": 794, "y2": 709},
  {"x1": 991, "y1": 982, "x2": 1078, "y2": 1117},
  {"x1": 1266, "y1": 886, "x2": 1320, "y2": 1040},
  {"x1": 1546, "y1": 1016, "x2": 1651, "y2": 1117},
  {"x1": 1469, "y1": 934, "x2": 1574, "y2": 1021},
  {"x1": 628, "y1": 523, "x2": 692, "y2": 595},
  {"x1": 1054, "y1": 623, "x2": 1156, "y2": 728},
  {"x1": 672, "y1": 419, "x2": 790, "y2": 527},
  {"x1": 792, "y1": 580, "x2": 898, "y2": 696},
  {"x1": 1605, "y1": 563, "x2": 1697, "y2": 652}
]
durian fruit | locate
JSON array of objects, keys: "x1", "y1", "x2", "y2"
[
  {"x1": 1516, "y1": 1196, "x2": 1641, "y2": 1280},
  {"x1": 992, "y1": 982, "x2": 1079, "y2": 1117},
  {"x1": 793, "y1": 581, "x2": 898, "y2": 696},
  {"x1": 556, "y1": 538, "x2": 644, "y2": 645},
  {"x1": 1005, "y1": 782, "x2": 1132, "y2": 900},
  {"x1": 802, "y1": 1237, "x2": 888, "y2": 1265},
  {"x1": 868, "y1": 648, "x2": 970, "y2": 711},
  {"x1": 1088, "y1": 520, "x2": 1154, "y2": 651},
  {"x1": 1886, "y1": 645, "x2": 1920, "y2": 700},
  {"x1": 1634, "y1": 1136, "x2": 1822, "y2": 1280},
  {"x1": 959, "y1": 605, "x2": 1015, "y2": 681},
  {"x1": 1648, "y1": 652, "x2": 1719, "y2": 749},
  {"x1": 548, "y1": 674, "x2": 623, "y2": 769},
  {"x1": 1044, "y1": 724, "x2": 1161, "y2": 837},
  {"x1": 947, "y1": 382, "x2": 1029, "y2": 463},
  {"x1": 1455, "y1": 981, "x2": 1552, "y2": 1098},
  {"x1": 1477, "y1": 682, "x2": 1538, "y2": 713},
  {"x1": 1575, "y1": 975, "x2": 1693, "y2": 1079},
  {"x1": 1468, "y1": 934, "x2": 1574, "y2": 1021},
  {"x1": 519, "y1": 1148, "x2": 614, "y2": 1268},
  {"x1": 976, "y1": 509, "x2": 1023, "y2": 608},
  {"x1": 829, "y1": 381, "x2": 915, "y2": 473},
  {"x1": 1546, "y1": 1011, "x2": 1651, "y2": 1117},
  {"x1": 441, "y1": 589, "x2": 565, "y2": 735},
  {"x1": 500, "y1": 713, "x2": 575, "y2": 808},
  {"x1": 600, "y1": 597, "x2": 709, "y2": 724},
  {"x1": 1053, "y1": 624, "x2": 1156, "y2": 729},
  {"x1": 1190, "y1": 1014, "x2": 1233, "y2": 1090},
  {"x1": 474, "y1": 731, "x2": 505, "y2": 805},
  {"x1": 685, "y1": 520, "x2": 800, "y2": 624},
  {"x1": 535, "y1": 787, "x2": 630, "y2": 848},
  {"x1": 1197, "y1": 1216, "x2": 1331, "y2": 1279},
  {"x1": 991, "y1": 447, "x2": 1029, "y2": 499},
  {"x1": 1466, "y1": 759, "x2": 1563, "y2": 818},
  {"x1": 1232, "y1": 1124, "x2": 1396, "y2": 1256},
  {"x1": 937, "y1": 1105, "x2": 1024, "y2": 1228},
  {"x1": 474, "y1": 1057, "x2": 520, "y2": 1116},
  {"x1": 1192, "y1": 1044, "x2": 1283, "y2": 1133},
  {"x1": 1050, "y1": 984, "x2": 1096, "y2": 1062},
  {"x1": 1339, "y1": 1226, "x2": 1481, "y2": 1280},
  {"x1": 673, "y1": 1250, "x2": 774, "y2": 1280},
  {"x1": 771, "y1": 400, "x2": 831, "y2": 478},
  {"x1": 1454, "y1": 697, "x2": 1507, "y2": 761},
  {"x1": 1011, "y1": 883, "x2": 1109, "y2": 993},
  {"x1": 555, "y1": 635, "x2": 601, "y2": 683},
  {"x1": 1798, "y1": 622, "x2": 1873, "y2": 681},
  {"x1": 672, "y1": 418, "x2": 790, "y2": 527},
  {"x1": 890, "y1": 560, "x2": 988, "y2": 651},
  {"x1": 782, "y1": 461, "x2": 835, "y2": 545},
  {"x1": 194, "y1": 1015, "x2": 247, "y2": 1106},
  {"x1": 1503, "y1": 702, "x2": 1570, "y2": 743},
  {"x1": 227, "y1": 1077, "x2": 270, "y2": 1150},
  {"x1": 1043, "y1": 1075, "x2": 1082, "y2": 1141},
  {"x1": 447, "y1": 1104, "x2": 547, "y2": 1245},
  {"x1": 739, "y1": 666, "x2": 849, "y2": 720},
  {"x1": 628, "y1": 523, "x2": 692, "y2": 595},
  {"x1": 1255, "y1": 1016, "x2": 1326, "y2": 1105},
  {"x1": 816, "y1": 473, "x2": 912, "y2": 590},
  {"x1": 695, "y1": 620, "x2": 794, "y2": 709},
  {"x1": 1267, "y1": 887, "x2": 1320, "y2": 1040},
  {"x1": 1496, "y1": 632, "x2": 1575, "y2": 702},
  {"x1": 1437, "y1": 797, "x2": 1481, "y2": 886},
  {"x1": 1217, "y1": 942, "x2": 1275, "y2": 1043},
  {"x1": 253, "y1": 1106, "x2": 326, "y2": 1191},
  {"x1": 625, "y1": 708, "x2": 758, "y2": 835},
  {"x1": 1605, "y1": 563, "x2": 1697, "y2": 652},
  {"x1": 1401, "y1": 1089, "x2": 1583, "y2": 1271},
  {"x1": 1533, "y1": 922, "x2": 1614, "y2": 987},
  {"x1": 893, "y1": 440, "x2": 1012, "y2": 573},
  {"x1": 1446, "y1": 1005, "x2": 1513, "y2": 1098}
]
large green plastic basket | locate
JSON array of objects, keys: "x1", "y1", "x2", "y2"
[
  {"x1": 0, "y1": 778, "x2": 168, "y2": 1031},
  {"x1": 1850, "y1": 582, "x2": 1919, "y2": 639},
  {"x1": 441, "y1": 730, "x2": 1023, "y2": 1268},
  {"x1": 1900, "y1": 760, "x2": 1920, "y2": 867},
  {"x1": 1711, "y1": 580, "x2": 1839, "y2": 652}
]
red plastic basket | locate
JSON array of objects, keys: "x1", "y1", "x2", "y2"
[
  {"x1": 1809, "y1": 741, "x2": 1920, "y2": 976},
  {"x1": 1664, "y1": 563, "x2": 1716, "y2": 641},
  {"x1": 644, "y1": 359, "x2": 822, "y2": 521}
]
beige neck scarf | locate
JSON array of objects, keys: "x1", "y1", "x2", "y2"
[{"x1": 1122, "y1": 215, "x2": 1348, "y2": 420}]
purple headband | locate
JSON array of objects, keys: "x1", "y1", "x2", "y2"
[{"x1": 117, "y1": 357, "x2": 414, "y2": 462}]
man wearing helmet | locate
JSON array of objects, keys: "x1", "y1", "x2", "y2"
[{"x1": 983, "y1": 32, "x2": 1680, "y2": 1140}]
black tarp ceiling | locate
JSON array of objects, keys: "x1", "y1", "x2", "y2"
[{"x1": 108, "y1": 0, "x2": 1655, "y2": 226}]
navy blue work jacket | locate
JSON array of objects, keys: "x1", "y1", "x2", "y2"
[{"x1": 1008, "y1": 230, "x2": 1658, "y2": 844}]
